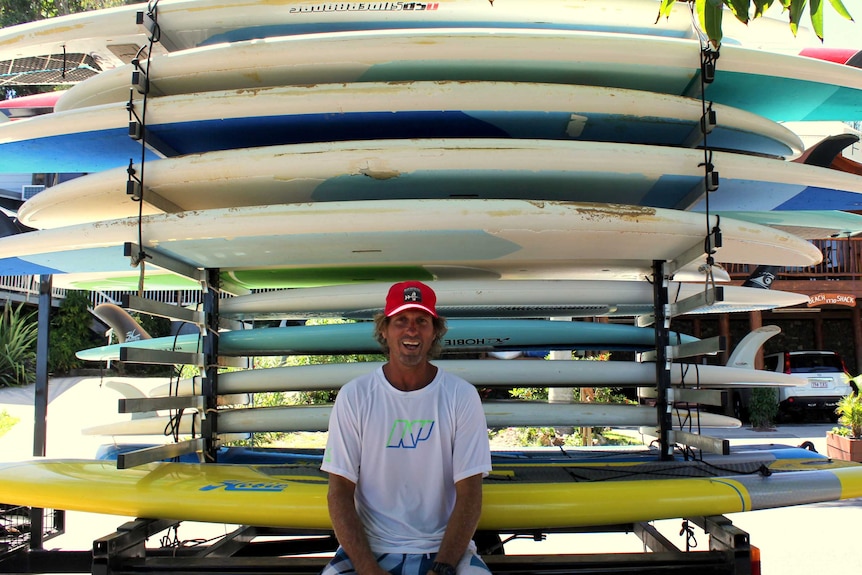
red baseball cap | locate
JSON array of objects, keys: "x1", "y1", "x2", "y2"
[{"x1": 384, "y1": 281, "x2": 438, "y2": 318}]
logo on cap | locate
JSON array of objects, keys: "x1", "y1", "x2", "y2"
[{"x1": 403, "y1": 287, "x2": 422, "y2": 302}]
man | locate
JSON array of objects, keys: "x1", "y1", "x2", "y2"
[{"x1": 321, "y1": 280, "x2": 493, "y2": 575}]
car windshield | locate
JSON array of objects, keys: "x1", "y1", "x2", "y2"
[{"x1": 789, "y1": 354, "x2": 844, "y2": 373}]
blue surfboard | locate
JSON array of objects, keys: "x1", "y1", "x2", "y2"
[{"x1": 0, "y1": 82, "x2": 801, "y2": 174}]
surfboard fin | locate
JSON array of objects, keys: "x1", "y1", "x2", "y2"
[
  {"x1": 725, "y1": 325, "x2": 781, "y2": 369},
  {"x1": 796, "y1": 133, "x2": 860, "y2": 168},
  {"x1": 92, "y1": 303, "x2": 151, "y2": 343},
  {"x1": 741, "y1": 266, "x2": 778, "y2": 290}
]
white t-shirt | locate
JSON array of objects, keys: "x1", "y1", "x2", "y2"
[{"x1": 321, "y1": 365, "x2": 492, "y2": 554}]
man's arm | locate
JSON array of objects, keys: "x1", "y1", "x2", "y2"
[
  {"x1": 327, "y1": 473, "x2": 389, "y2": 575},
  {"x1": 429, "y1": 473, "x2": 484, "y2": 570}
]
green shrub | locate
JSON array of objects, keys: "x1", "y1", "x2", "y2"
[
  {"x1": 0, "y1": 303, "x2": 38, "y2": 387},
  {"x1": 748, "y1": 387, "x2": 779, "y2": 429},
  {"x1": 835, "y1": 392, "x2": 862, "y2": 438},
  {"x1": 48, "y1": 291, "x2": 102, "y2": 374}
]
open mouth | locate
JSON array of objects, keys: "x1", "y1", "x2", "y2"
[{"x1": 402, "y1": 339, "x2": 422, "y2": 351}]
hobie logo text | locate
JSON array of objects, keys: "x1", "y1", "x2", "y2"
[{"x1": 387, "y1": 419, "x2": 434, "y2": 448}]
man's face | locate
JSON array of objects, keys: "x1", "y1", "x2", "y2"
[{"x1": 384, "y1": 309, "x2": 436, "y2": 367}]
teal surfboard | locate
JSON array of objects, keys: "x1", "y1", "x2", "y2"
[{"x1": 76, "y1": 319, "x2": 699, "y2": 360}]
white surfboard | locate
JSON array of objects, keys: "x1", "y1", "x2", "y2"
[
  {"x1": 40, "y1": 24, "x2": 862, "y2": 123},
  {"x1": 0, "y1": 200, "x2": 823, "y2": 286},
  {"x1": 0, "y1": 0, "x2": 734, "y2": 71},
  {"x1": 217, "y1": 280, "x2": 808, "y2": 320},
  {"x1": 712, "y1": 210, "x2": 862, "y2": 238},
  {"x1": 0, "y1": 0, "x2": 818, "y2": 80},
  {"x1": 150, "y1": 360, "x2": 806, "y2": 399},
  {"x1": 23, "y1": 138, "x2": 862, "y2": 232},
  {"x1": 80, "y1": 401, "x2": 742, "y2": 437},
  {"x1": 0, "y1": 81, "x2": 802, "y2": 175},
  {"x1": 43, "y1": 27, "x2": 776, "y2": 112}
]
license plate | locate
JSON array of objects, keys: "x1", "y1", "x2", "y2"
[{"x1": 809, "y1": 379, "x2": 831, "y2": 388}]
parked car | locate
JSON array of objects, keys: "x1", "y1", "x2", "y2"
[{"x1": 762, "y1": 350, "x2": 854, "y2": 421}]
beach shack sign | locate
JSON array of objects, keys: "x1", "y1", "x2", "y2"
[{"x1": 808, "y1": 293, "x2": 857, "y2": 307}]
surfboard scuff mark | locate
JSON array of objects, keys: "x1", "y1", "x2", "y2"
[{"x1": 360, "y1": 166, "x2": 401, "y2": 180}]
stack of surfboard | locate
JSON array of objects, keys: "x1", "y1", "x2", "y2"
[
  {"x1": 0, "y1": 0, "x2": 853, "y2": 431},
  {"x1": 3, "y1": 0, "x2": 862, "y2": 530}
]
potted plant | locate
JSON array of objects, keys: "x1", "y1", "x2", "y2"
[{"x1": 826, "y1": 391, "x2": 862, "y2": 462}]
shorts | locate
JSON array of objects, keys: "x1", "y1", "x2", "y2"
[{"x1": 320, "y1": 546, "x2": 492, "y2": 575}]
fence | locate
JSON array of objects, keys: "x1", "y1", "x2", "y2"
[{"x1": 0, "y1": 275, "x2": 203, "y2": 308}]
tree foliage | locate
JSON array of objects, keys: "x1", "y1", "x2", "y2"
[
  {"x1": 748, "y1": 387, "x2": 779, "y2": 429},
  {"x1": 1, "y1": 0, "x2": 131, "y2": 28},
  {"x1": 659, "y1": 0, "x2": 856, "y2": 46},
  {"x1": 0, "y1": 303, "x2": 38, "y2": 387},
  {"x1": 48, "y1": 290, "x2": 103, "y2": 374}
]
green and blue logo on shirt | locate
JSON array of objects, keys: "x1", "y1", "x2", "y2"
[{"x1": 386, "y1": 419, "x2": 434, "y2": 448}]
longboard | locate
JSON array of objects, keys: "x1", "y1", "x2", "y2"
[
  {"x1": 75, "y1": 319, "x2": 699, "y2": 360},
  {"x1": 80, "y1": 401, "x2": 742, "y2": 436},
  {"x1": 40, "y1": 24, "x2": 862, "y2": 122},
  {"x1": 0, "y1": 82, "x2": 802, "y2": 175},
  {"x1": 149, "y1": 359, "x2": 806, "y2": 398},
  {"x1": 714, "y1": 210, "x2": 862, "y2": 238},
  {"x1": 92, "y1": 444, "x2": 826, "y2": 466},
  {"x1": 42, "y1": 25, "x2": 825, "y2": 124},
  {"x1": 22, "y1": 138, "x2": 862, "y2": 232},
  {"x1": 0, "y1": 200, "x2": 823, "y2": 285},
  {"x1": 217, "y1": 280, "x2": 808, "y2": 320},
  {"x1": 1, "y1": 455, "x2": 861, "y2": 530},
  {"x1": 0, "y1": 0, "x2": 750, "y2": 70}
]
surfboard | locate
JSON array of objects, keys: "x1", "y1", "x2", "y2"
[
  {"x1": 0, "y1": 91, "x2": 60, "y2": 120},
  {"x1": 80, "y1": 401, "x2": 742, "y2": 436},
  {"x1": 147, "y1": 359, "x2": 806, "y2": 400},
  {"x1": 43, "y1": 22, "x2": 825, "y2": 122},
  {"x1": 799, "y1": 47, "x2": 862, "y2": 67},
  {"x1": 1, "y1": 455, "x2": 861, "y2": 530},
  {"x1": 0, "y1": 200, "x2": 823, "y2": 285},
  {"x1": 714, "y1": 210, "x2": 862, "y2": 239},
  {"x1": 0, "y1": 81, "x2": 803, "y2": 175},
  {"x1": 42, "y1": 23, "x2": 862, "y2": 123},
  {"x1": 23, "y1": 138, "x2": 862, "y2": 232},
  {"x1": 92, "y1": 443, "x2": 827, "y2": 466},
  {"x1": 216, "y1": 280, "x2": 808, "y2": 321},
  {"x1": 0, "y1": 0, "x2": 733, "y2": 72},
  {"x1": 46, "y1": 264, "x2": 734, "y2": 294},
  {"x1": 75, "y1": 319, "x2": 700, "y2": 361}
]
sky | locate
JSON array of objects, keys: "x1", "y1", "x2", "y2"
[
  {"x1": 820, "y1": 3, "x2": 862, "y2": 48},
  {"x1": 763, "y1": 2, "x2": 862, "y2": 48}
]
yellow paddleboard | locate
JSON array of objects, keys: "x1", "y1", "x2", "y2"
[{"x1": 1, "y1": 457, "x2": 860, "y2": 530}]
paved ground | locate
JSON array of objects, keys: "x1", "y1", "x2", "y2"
[{"x1": 2, "y1": 377, "x2": 861, "y2": 574}]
